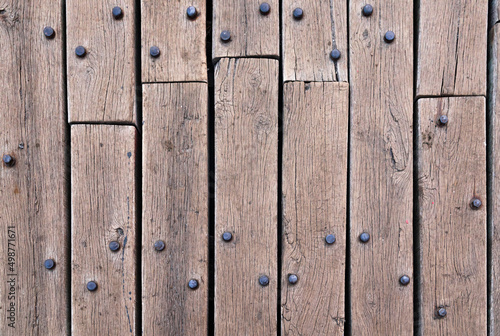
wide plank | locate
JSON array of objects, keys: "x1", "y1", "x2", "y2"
[
  {"x1": 417, "y1": 0, "x2": 487, "y2": 96},
  {"x1": 142, "y1": 83, "x2": 208, "y2": 335},
  {"x1": 71, "y1": 125, "x2": 137, "y2": 335},
  {"x1": 283, "y1": 0, "x2": 348, "y2": 82},
  {"x1": 417, "y1": 97, "x2": 486, "y2": 335},
  {"x1": 349, "y1": 0, "x2": 414, "y2": 334},
  {"x1": 142, "y1": 0, "x2": 207, "y2": 82},
  {"x1": 0, "y1": 1, "x2": 68, "y2": 334},
  {"x1": 215, "y1": 58, "x2": 278, "y2": 334},
  {"x1": 67, "y1": 0, "x2": 137, "y2": 123},
  {"x1": 281, "y1": 81, "x2": 348, "y2": 335}
]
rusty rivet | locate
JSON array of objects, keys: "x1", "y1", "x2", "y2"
[
  {"x1": 293, "y1": 8, "x2": 303, "y2": 20},
  {"x1": 44, "y1": 259, "x2": 55, "y2": 270},
  {"x1": 43, "y1": 26, "x2": 55, "y2": 39},
  {"x1": 154, "y1": 240, "x2": 165, "y2": 251},
  {"x1": 437, "y1": 307, "x2": 447, "y2": 318},
  {"x1": 186, "y1": 6, "x2": 198, "y2": 19},
  {"x1": 109, "y1": 241, "x2": 120, "y2": 252},
  {"x1": 399, "y1": 275, "x2": 410, "y2": 286},
  {"x1": 384, "y1": 31, "x2": 395, "y2": 43},
  {"x1": 220, "y1": 30, "x2": 231, "y2": 42},
  {"x1": 359, "y1": 232, "x2": 370, "y2": 243},
  {"x1": 112, "y1": 6, "x2": 123, "y2": 19},
  {"x1": 330, "y1": 49, "x2": 341, "y2": 61},
  {"x1": 87, "y1": 281, "x2": 98, "y2": 291},
  {"x1": 3, "y1": 154, "x2": 15, "y2": 167},
  {"x1": 438, "y1": 115, "x2": 449, "y2": 126},
  {"x1": 325, "y1": 234, "x2": 336, "y2": 244},
  {"x1": 222, "y1": 232, "x2": 233, "y2": 242},
  {"x1": 471, "y1": 198, "x2": 482, "y2": 210},
  {"x1": 259, "y1": 275, "x2": 269, "y2": 286},
  {"x1": 362, "y1": 4, "x2": 373, "y2": 16},
  {"x1": 188, "y1": 279, "x2": 199, "y2": 289},
  {"x1": 259, "y1": 3, "x2": 271, "y2": 15},
  {"x1": 288, "y1": 274, "x2": 298, "y2": 284},
  {"x1": 150, "y1": 46, "x2": 160, "y2": 58},
  {"x1": 75, "y1": 46, "x2": 86, "y2": 57}
]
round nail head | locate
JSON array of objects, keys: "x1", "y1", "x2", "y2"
[
  {"x1": 400, "y1": 275, "x2": 410, "y2": 286},
  {"x1": 112, "y1": 6, "x2": 123, "y2": 19},
  {"x1": 150, "y1": 46, "x2": 160, "y2": 58},
  {"x1": 437, "y1": 308, "x2": 447, "y2": 318},
  {"x1": 330, "y1": 49, "x2": 341, "y2": 61},
  {"x1": 44, "y1": 259, "x2": 55, "y2": 270},
  {"x1": 43, "y1": 26, "x2": 55, "y2": 39},
  {"x1": 325, "y1": 234, "x2": 336, "y2": 245},
  {"x1": 222, "y1": 232, "x2": 233, "y2": 242},
  {"x1": 3, "y1": 154, "x2": 14, "y2": 167},
  {"x1": 186, "y1": 6, "x2": 198, "y2": 19},
  {"x1": 220, "y1": 30, "x2": 231, "y2": 42},
  {"x1": 384, "y1": 31, "x2": 395, "y2": 43},
  {"x1": 439, "y1": 115, "x2": 449, "y2": 125},
  {"x1": 471, "y1": 198, "x2": 482, "y2": 209},
  {"x1": 362, "y1": 4, "x2": 373, "y2": 16},
  {"x1": 360, "y1": 232, "x2": 370, "y2": 243},
  {"x1": 260, "y1": 3, "x2": 271, "y2": 15},
  {"x1": 259, "y1": 275, "x2": 269, "y2": 286},
  {"x1": 75, "y1": 46, "x2": 86, "y2": 57},
  {"x1": 188, "y1": 279, "x2": 199, "y2": 289},
  {"x1": 87, "y1": 281, "x2": 98, "y2": 291},
  {"x1": 154, "y1": 240, "x2": 165, "y2": 251},
  {"x1": 293, "y1": 8, "x2": 303, "y2": 20},
  {"x1": 109, "y1": 241, "x2": 120, "y2": 252},
  {"x1": 288, "y1": 274, "x2": 298, "y2": 284}
]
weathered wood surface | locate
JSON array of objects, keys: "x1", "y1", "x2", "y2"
[
  {"x1": 71, "y1": 125, "x2": 137, "y2": 335},
  {"x1": 67, "y1": 0, "x2": 137, "y2": 123},
  {"x1": 417, "y1": 0, "x2": 487, "y2": 97},
  {"x1": 493, "y1": 2, "x2": 500, "y2": 28},
  {"x1": 0, "y1": 1, "x2": 68, "y2": 334},
  {"x1": 142, "y1": 83, "x2": 208, "y2": 335},
  {"x1": 281, "y1": 81, "x2": 348, "y2": 335},
  {"x1": 282, "y1": 0, "x2": 348, "y2": 82},
  {"x1": 213, "y1": 0, "x2": 279, "y2": 59},
  {"x1": 215, "y1": 58, "x2": 278, "y2": 334},
  {"x1": 142, "y1": 0, "x2": 207, "y2": 82},
  {"x1": 349, "y1": 0, "x2": 414, "y2": 334},
  {"x1": 417, "y1": 97, "x2": 486, "y2": 335}
]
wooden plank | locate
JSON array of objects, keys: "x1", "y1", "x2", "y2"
[
  {"x1": 213, "y1": 0, "x2": 279, "y2": 59},
  {"x1": 66, "y1": 0, "x2": 137, "y2": 123},
  {"x1": 349, "y1": 0, "x2": 413, "y2": 334},
  {"x1": 0, "y1": 1, "x2": 68, "y2": 334},
  {"x1": 281, "y1": 82, "x2": 348, "y2": 334},
  {"x1": 417, "y1": 97, "x2": 486, "y2": 334},
  {"x1": 142, "y1": 0, "x2": 207, "y2": 82},
  {"x1": 142, "y1": 83, "x2": 208, "y2": 335},
  {"x1": 215, "y1": 58, "x2": 278, "y2": 334},
  {"x1": 493, "y1": 2, "x2": 500, "y2": 28},
  {"x1": 71, "y1": 125, "x2": 137, "y2": 335},
  {"x1": 417, "y1": 0, "x2": 487, "y2": 96},
  {"x1": 283, "y1": 0, "x2": 348, "y2": 82}
]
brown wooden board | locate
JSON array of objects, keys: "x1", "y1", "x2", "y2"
[
  {"x1": 142, "y1": 83, "x2": 208, "y2": 335},
  {"x1": 213, "y1": 0, "x2": 279, "y2": 59},
  {"x1": 71, "y1": 125, "x2": 137, "y2": 335},
  {"x1": 67, "y1": 0, "x2": 137, "y2": 123},
  {"x1": 0, "y1": 1, "x2": 68, "y2": 334},
  {"x1": 417, "y1": 97, "x2": 486, "y2": 334},
  {"x1": 349, "y1": 0, "x2": 414, "y2": 334},
  {"x1": 282, "y1": 0, "x2": 348, "y2": 82},
  {"x1": 215, "y1": 58, "x2": 278, "y2": 334},
  {"x1": 417, "y1": 0, "x2": 487, "y2": 97},
  {"x1": 281, "y1": 81, "x2": 348, "y2": 335},
  {"x1": 142, "y1": 0, "x2": 207, "y2": 82}
]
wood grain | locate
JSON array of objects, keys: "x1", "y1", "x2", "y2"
[
  {"x1": 349, "y1": 0, "x2": 413, "y2": 334},
  {"x1": 67, "y1": 0, "x2": 137, "y2": 123},
  {"x1": 417, "y1": 97, "x2": 486, "y2": 335},
  {"x1": 492, "y1": 2, "x2": 500, "y2": 28},
  {"x1": 213, "y1": 0, "x2": 279, "y2": 59},
  {"x1": 71, "y1": 125, "x2": 137, "y2": 335},
  {"x1": 283, "y1": 0, "x2": 348, "y2": 82},
  {"x1": 215, "y1": 58, "x2": 278, "y2": 334},
  {"x1": 417, "y1": 0, "x2": 487, "y2": 96},
  {"x1": 142, "y1": 83, "x2": 208, "y2": 335},
  {"x1": 281, "y1": 82, "x2": 348, "y2": 335},
  {"x1": 142, "y1": 0, "x2": 207, "y2": 82},
  {"x1": 0, "y1": 1, "x2": 68, "y2": 334}
]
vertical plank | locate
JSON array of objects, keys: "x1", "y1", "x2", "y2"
[
  {"x1": 71, "y1": 125, "x2": 137, "y2": 335},
  {"x1": 142, "y1": 0, "x2": 207, "y2": 82},
  {"x1": 283, "y1": 0, "x2": 348, "y2": 82},
  {"x1": 142, "y1": 83, "x2": 208, "y2": 335},
  {"x1": 417, "y1": 0, "x2": 487, "y2": 96},
  {"x1": 418, "y1": 97, "x2": 486, "y2": 334},
  {"x1": 349, "y1": 0, "x2": 413, "y2": 334},
  {"x1": 213, "y1": 0, "x2": 279, "y2": 59},
  {"x1": 67, "y1": 0, "x2": 136, "y2": 123},
  {"x1": 215, "y1": 58, "x2": 278, "y2": 334},
  {"x1": 0, "y1": 1, "x2": 68, "y2": 334},
  {"x1": 493, "y1": 1, "x2": 500, "y2": 28},
  {"x1": 281, "y1": 82, "x2": 348, "y2": 335}
]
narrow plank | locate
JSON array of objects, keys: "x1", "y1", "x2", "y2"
[
  {"x1": 213, "y1": 0, "x2": 279, "y2": 59},
  {"x1": 493, "y1": 1, "x2": 500, "y2": 28},
  {"x1": 142, "y1": 83, "x2": 208, "y2": 335},
  {"x1": 417, "y1": 0, "x2": 487, "y2": 96},
  {"x1": 283, "y1": 0, "x2": 348, "y2": 82},
  {"x1": 418, "y1": 97, "x2": 486, "y2": 334},
  {"x1": 0, "y1": 1, "x2": 68, "y2": 334},
  {"x1": 66, "y1": 0, "x2": 136, "y2": 123},
  {"x1": 142, "y1": 0, "x2": 207, "y2": 82},
  {"x1": 71, "y1": 125, "x2": 137, "y2": 335},
  {"x1": 215, "y1": 58, "x2": 278, "y2": 334},
  {"x1": 281, "y1": 82, "x2": 348, "y2": 335},
  {"x1": 349, "y1": 0, "x2": 413, "y2": 334}
]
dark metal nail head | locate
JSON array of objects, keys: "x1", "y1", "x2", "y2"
[
  {"x1": 150, "y1": 46, "x2": 160, "y2": 58},
  {"x1": 220, "y1": 30, "x2": 231, "y2": 42},
  {"x1": 399, "y1": 275, "x2": 410, "y2": 286},
  {"x1": 188, "y1": 279, "x2": 199, "y2": 289},
  {"x1": 330, "y1": 49, "x2": 341, "y2": 61},
  {"x1": 325, "y1": 234, "x2": 336, "y2": 244},
  {"x1": 222, "y1": 232, "x2": 233, "y2": 242},
  {"x1": 259, "y1": 3, "x2": 271, "y2": 15},
  {"x1": 186, "y1": 6, "x2": 198, "y2": 19},
  {"x1": 439, "y1": 115, "x2": 449, "y2": 125},
  {"x1": 75, "y1": 46, "x2": 86, "y2": 57},
  {"x1": 437, "y1": 308, "x2": 447, "y2": 318},
  {"x1": 293, "y1": 8, "x2": 303, "y2": 20},
  {"x1": 471, "y1": 198, "x2": 482, "y2": 210},
  {"x1": 44, "y1": 259, "x2": 55, "y2": 270},
  {"x1": 43, "y1": 26, "x2": 55, "y2": 39},
  {"x1": 288, "y1": 274, "x2": 298, "y2": 284},
  {"x1": 384, "y1": 31, "x2": 395, "y2": 43},
  {"x1": 359, "y1": 232, "x2": 370, "y2": 243},
  {"x1": 87, "y1": 281, "x2": 98, "y2": 291},
  {"x1": 362, "y1": 4, "x2": 373, "y2": 16},
  {"x1": 154, "y1": 240, "x2": 165, "y2": 251},
  {"x1": 259, "y1": 275, "x2": 269, "y2": 286},
  {"x1": 3, "y1": 154, "x2": 14, "y2": 167},
  {"x1": 112, "y1": 6, "x2": 123, "y2": 19},
  {"x1": 109, "y1": 241, "x2": 120, "y2": 252}
]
